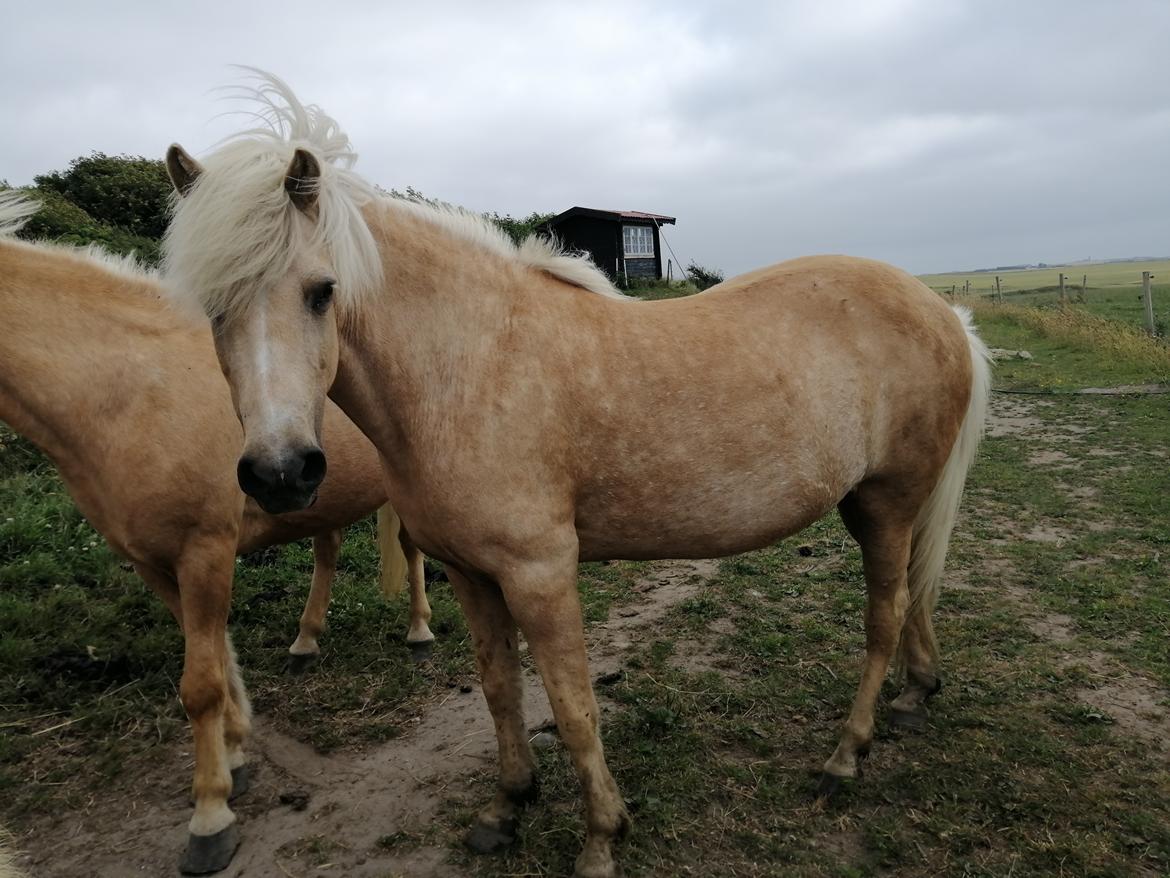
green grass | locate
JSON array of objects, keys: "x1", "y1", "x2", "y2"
[{"x1": 2, "y1": 303, "x2": 1169, "y2": 876}]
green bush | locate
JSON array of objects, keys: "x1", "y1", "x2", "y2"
[
  {"x1": 686, "y1": 261, "x2": 724, "y2": 291},
  {"x1": 34, "y1": 153, "x2": 172, "y2": 240},
  {"x1": 12, "y1": 187, "x2": 159, "y2": 264}
]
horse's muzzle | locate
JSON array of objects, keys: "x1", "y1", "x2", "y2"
[{"x1": 237, "y1": 448, "x2": 327, "y2": 514}]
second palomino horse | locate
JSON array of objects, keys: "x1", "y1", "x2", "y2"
[{"x1": 0, "y1": 192, "x2": 434, "y2": 874}]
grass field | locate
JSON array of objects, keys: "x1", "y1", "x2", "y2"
[
  {"x1": 2, "y1": 301, "x2": 1169, "y2": 875},
  {"x1": 919, "y1": 259, "x2": 1170, "y2": 296}
]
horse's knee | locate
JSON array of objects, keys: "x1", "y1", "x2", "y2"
[{"x1": 181, "y1": 667, "x2": 227, "y2": 719}]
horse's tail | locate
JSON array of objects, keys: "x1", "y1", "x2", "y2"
[
  {"x1": 0, "y1": 190, "x2": 39, "y2": 238},
  {"x1": 377, "y1": 504, "x2": 409, "y2": 598},
  {"x1": 900, "y1": 305, "x2": 992, "y2": 666},
  {"x1": 0, "y1": 827, "x2": 26, "y2": 878}
]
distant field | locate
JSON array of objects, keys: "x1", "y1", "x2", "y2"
[
  {"x1": 919, "y1": 259, "x2": 1170, "y2": 295},
  {"x1": 919, "y1": 260, "x2": 1170, "y2": 335}
]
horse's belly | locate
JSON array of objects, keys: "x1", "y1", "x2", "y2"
[{"x1": 574, "y1": 468, "x2": 852, "y2": 562}]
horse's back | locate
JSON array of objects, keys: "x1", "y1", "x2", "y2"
[{"x1": 571, "y1": 255, "x2": 973, "y2": 560}]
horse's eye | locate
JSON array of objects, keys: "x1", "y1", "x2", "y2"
[{"x1": 307, "y1": 280, "x2": 335, "y2": 315}]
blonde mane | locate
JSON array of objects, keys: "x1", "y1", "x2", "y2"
[
  {"x1": 0, "y1": 190, "x2": 157, "y2": 283},
  {"x1": 389, "y1": 198, "x2": 627, "y2": 299},
  {"x1": 163, "y1": 71, "x2": 627, "y2": 321},
  {"x1": 0, "y1": 190, "x2": 40, "y2": 237}
]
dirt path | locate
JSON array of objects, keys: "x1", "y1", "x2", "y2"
[
  {"x1": 20, "y1": 560, "x2": 718, "y2": 878},
  {"x1": 980, "y1": 393, "x2": 1170, "y2": 749}
]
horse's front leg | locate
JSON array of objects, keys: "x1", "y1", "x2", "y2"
[
  {"x1": 505, "y1": 554, "x2": 630, "y2": 878},
  {"x1": 175, "y1": 534, "x2": 241, "y2": 874},
  {"x1": 288, "y1": 529, "x2": 343, "y2": 670},
  {"x1": 446, "y1": 567, "x2": 537, "y2": 851}
]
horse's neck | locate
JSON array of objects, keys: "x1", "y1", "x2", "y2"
[
  {"x1": 335, "y1": 203, "x2": 525, "y2": 443},
  {"x1": 0, "y1": 244, "x2": 191, "y2": 472}
]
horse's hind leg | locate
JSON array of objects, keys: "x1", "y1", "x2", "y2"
[
  {"x1": 445, "y1": 567, "x2": 537, "y2": 853},
  {"x1": 222, "y1": 633, "x2": 253, "y2": 796},
  {"x1": 288, "y1": 529, "x2": 343, "y2": 670},
  {"x1": 821, "y1": 491, "x2": 914, "y2": 796},
  {"x1": 888, "y1": 614, "x2": 943, "y2": 731},
  {"x1": 401, "y1": 526, "x2": 435, "y2": 658}
]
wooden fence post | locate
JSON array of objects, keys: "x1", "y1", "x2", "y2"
[
  {"x1": 1059, "y1": 272, "x2": 1067, "y2": 304},
  {"x1": 995, "y1": 275, "x2": 1002, "y2": 303},
  {"x1": 1142, "y1": 271, "x2": 1156, "y2": 335},
  {"x1": 951, "y1": 284, "x2": 956, "y2": 296},
  {"x1": 964, "y1": 279, "x2": 970, "y2": 295},
  {"x1": 1082, "y1": 274, "x2": 1087, "y2": 296}
]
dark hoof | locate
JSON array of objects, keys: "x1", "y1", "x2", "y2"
[
  {"x1": 408, "y1": 640, "x2": 434, "y2": 664},
  {"x1": 464, "y1": 818, "x2": 518, "y2": 854},
  {"x1": 286, "y1": 652, "x2": 319, "y2": 675},
  {"x1": 229, "y1": 765, "x2": 250, "y2": 800},
  {"x1": 179, "y1": 824, "x2": 240, "y2": 875},
  {"x1": 928, "y1": 674, "x2": 944, "y2": 698},
  {"x1": 890, "y1": 707, "x2": 927, "y2": 732},
  {"x1": 814, "y1": 772, "x2": 854, "y2": 801}
]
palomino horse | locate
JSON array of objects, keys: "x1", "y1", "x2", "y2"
[
  {"x1": 0, "y1": 192, "x2": 435, "y2": 874},
  {"x1": 163, "y1": 74, "x2": 990, "y2": 878}
]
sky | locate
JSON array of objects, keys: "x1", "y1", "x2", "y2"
[{"x1": 2, "y1": 0, "x2": 1168, "y2": 275}]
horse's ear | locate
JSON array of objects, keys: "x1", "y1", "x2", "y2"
[
  {"x1": 166, "y1": 144, "x2": 203, "y2": 197},
  {"x1": 285, "y1": 148, "x2": 321, "y2": 214}
]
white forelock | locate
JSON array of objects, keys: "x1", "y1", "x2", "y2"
[{"x1": 161, "y1": 70, "x2": 383, "y2": 323}]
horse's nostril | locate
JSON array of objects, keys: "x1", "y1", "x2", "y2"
[
  {"x1": 237, "y1": 457, "x2": 268, "y2": 497},
  {"x1": 300, "y1": 449, "x2": 327, "y2": 486}
]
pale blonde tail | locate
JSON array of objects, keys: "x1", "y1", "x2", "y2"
[
  {"x1": 900, "y1": 306, "x2": 992, "y2": 666},
  {"x1": 0, "y1": 827, "x2": 27, "y2": 878},
  {"x1": 377, "y1": 504, "x2": 409, "y2": 598}
]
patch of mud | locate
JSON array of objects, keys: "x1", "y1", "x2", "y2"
[
  {"x1": 986, "y1": 396, "x2": 1044, "y2": 439},
  {"x1": 668, "y1": 617, "x2": 742, "y2": 678},
  {"x1": 1028, "y1": 449, "x2": 1074, "y2": 467},
  {"x1": 1021, "y1": 523, "x2": 1072, "y2": 545},
  {"x1": 21, "y1": 558, "x2": 720, "y2": 878},
  {"x1": 1080, "y1": 385, "x2": 1168, "y2": 395},
  {"x1": 1075, "y1": 678, "x2": 1170, "y2": 748}
]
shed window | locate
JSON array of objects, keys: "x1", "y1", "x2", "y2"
[{"x1": 623, "y1": 225, "x2": 654, "y2": 258}]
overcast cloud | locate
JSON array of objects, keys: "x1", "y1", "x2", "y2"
[{"x1": 2, "y1": 0, "x2": 1167, "y2": 274}]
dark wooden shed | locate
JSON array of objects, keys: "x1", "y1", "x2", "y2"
[{"x1": 538, "y1": 207, "x2": 677, "y2": 282}]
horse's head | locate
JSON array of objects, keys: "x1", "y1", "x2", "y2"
[{"x1": 164, "y1": 133, "x2": 373, "y2": 514}]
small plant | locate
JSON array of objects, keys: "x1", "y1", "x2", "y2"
[{"x1": 686, "y1": 261, "x2": 724, "y2": 291}]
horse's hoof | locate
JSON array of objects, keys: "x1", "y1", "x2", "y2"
[
  {"x1": 890, "y1": 707, "x2": 927, "y2": 732},
  {"x1": 928, "y1": 674, "x2": 944, "y2": 698},
  {"x1": 814, "y1": 772, "x2": 853, "y2": 801},
  {"x1": 408, "y1": 640, "x2": 433, "y2": 664},
  {"x1": 464, "y1": 817, "x2": 518, "y2": 854},
  {"x1": 179, "y1": 824, "x2": 240, "y2": 875},
  {"x1": 286, "y1": 652, "x2": 318, "y2": 675},
  {"x1": 230, "y1": 765, "x2": 251, "y2": 800}
]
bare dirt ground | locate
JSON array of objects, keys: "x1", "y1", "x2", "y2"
[
  {"x1": 18, "y1": 560, "x2": 718, "y2": 878},
  {"x1": 983, "y1": 395, "x2": 1170, "y2": 750}
]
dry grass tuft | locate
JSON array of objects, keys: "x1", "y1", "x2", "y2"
[{"x1": 967, "y1": 299, "x2": 1170, "y2": 382}]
